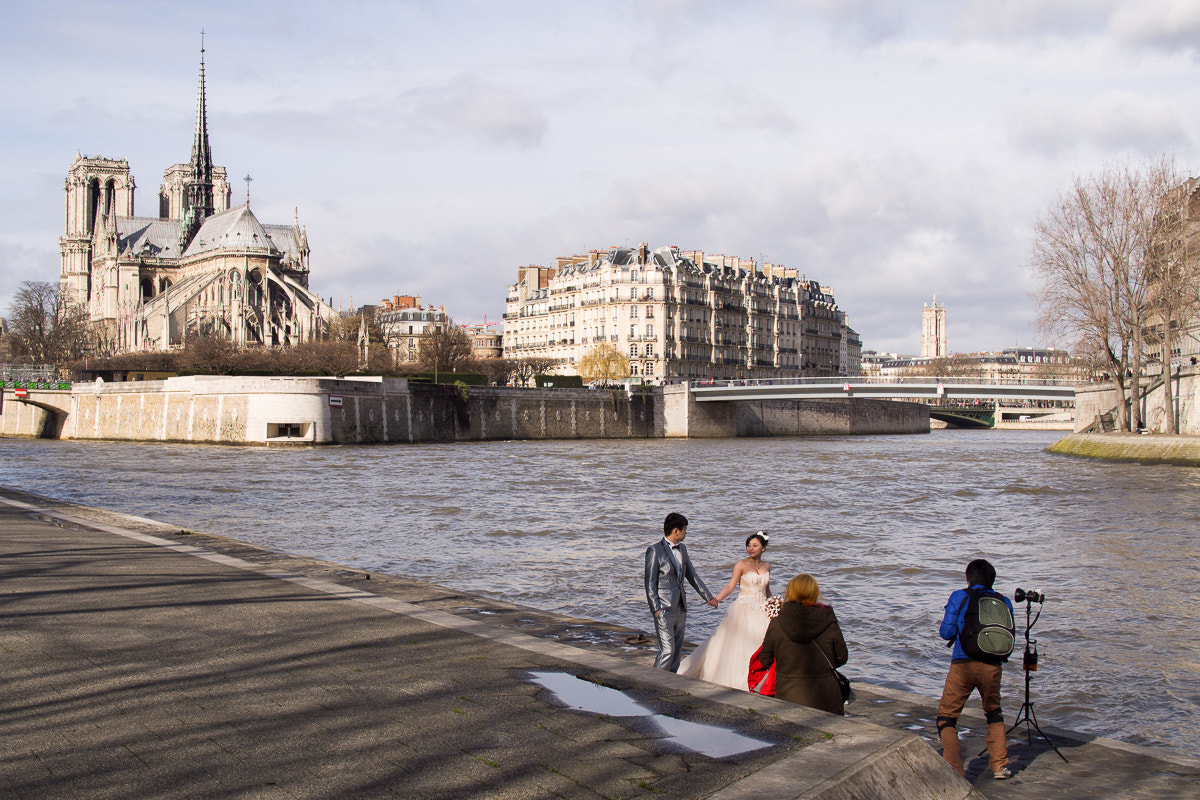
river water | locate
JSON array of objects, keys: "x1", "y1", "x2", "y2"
[{"x1": 1, "y1": 430, "x2": 1197, "y2": 757}]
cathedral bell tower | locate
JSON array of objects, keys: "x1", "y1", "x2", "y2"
[{"x1": 60, "y1": 155, "x2": 135, "y2": 311}]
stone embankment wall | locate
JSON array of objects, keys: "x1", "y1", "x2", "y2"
[
  {"x1": 1, "y1": 376, "x2": 928, "y2": 444},
  {"x1": 734, "y1": 397, "x2": 928, "y2": 436},
  {"x1": 1048, "y1": 433, "x2": 1200, "y2": 466},
  {"x1": 1074, "y1": 368, "x2": 1198, "y2": 435}
]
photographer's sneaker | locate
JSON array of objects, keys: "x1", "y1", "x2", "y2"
[{"x1": 993, "y1": 768, "x2": 1013, "y2": 780}]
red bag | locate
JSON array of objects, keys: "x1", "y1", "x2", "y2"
[{"x1": 748, "y1": 646, "x2": 776, "y2": 696}]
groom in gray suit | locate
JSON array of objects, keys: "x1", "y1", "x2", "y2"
[{"x1": 644, "y1": 512, "x2": 718, "y2": 671}]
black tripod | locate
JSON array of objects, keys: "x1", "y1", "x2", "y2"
[{"x1": 1007, "y1": 598, "x2": 1068, "y2": 762}]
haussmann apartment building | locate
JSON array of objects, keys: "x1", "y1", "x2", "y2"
[{"x1": 503, "y1": 244, "x2": 861, "y2": 383}]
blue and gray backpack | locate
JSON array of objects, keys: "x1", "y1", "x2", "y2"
[{"x1": 959, "y1": 587, "x2": 1015, "y2": 664}]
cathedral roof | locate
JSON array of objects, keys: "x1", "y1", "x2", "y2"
[
  {"x1": 261, "y1": 224, "x2": 306, "y2": 264},
  {"x1": 182, "y1": 203, "x2": 279, "y2": 257},
  {"x1": 116, "y1": 206, "x2": 304, "y2": 264},
  {"x1": 118, "y1": 218, "x2": 184, "y2": 258}
]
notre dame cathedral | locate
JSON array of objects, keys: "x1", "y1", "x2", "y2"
[{"x1": 59, "y1": 47, "x2": 334, "y2": 355}]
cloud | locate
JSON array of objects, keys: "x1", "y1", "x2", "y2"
[
  {"x1": 402, "y1": 74, "x2": 549, "y2": 150},
  {"x1": 952, "y1": 0, "x2": 1200, "y2": 58},
  {"x1": 952, "y1": 0, "x2": 1111, "y2": 41},
  {"x1": 1008, "y1": 93, "x2": 1193, "y2": 157},
  {"x1": 1110, "y1": 0, "x2": 1200, "y2": 54},
  {"x1": 783, "y1": 0, "x2": 907, "y2": 45},
  {"x1": 0, "y1": 240, "x2": 55, "y2": 317},
  {"x1": 508, "y1": 146, "x2": 1039, "y2": 354}
]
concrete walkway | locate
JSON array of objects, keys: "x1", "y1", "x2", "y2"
[{"x1": 0, "y1": 488, "x2": 1195, "y2": 799}]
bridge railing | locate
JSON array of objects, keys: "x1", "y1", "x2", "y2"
[
  {"x1": 1, "y1": 363, "x2": 57, "y2": 382},
  {"x1": 693, "y1": 376, "x2": 1082, "y2": 389},
  {"x1": 0, "y1": 380, "x2": 72, "y2": 390}
]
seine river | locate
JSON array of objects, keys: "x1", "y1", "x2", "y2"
[{"x1": 1, "y1": 430, "x2": 1197, "y2": 757}]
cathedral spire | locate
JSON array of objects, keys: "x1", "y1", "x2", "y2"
[{"x1": 181, "y1": 34, "x2": 216, "y2": 251}]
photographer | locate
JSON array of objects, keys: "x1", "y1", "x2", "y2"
[{"x1": 937, "y1": 558, "x2": 1014, "y2": 780}]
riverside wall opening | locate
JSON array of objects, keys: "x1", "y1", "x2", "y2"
[{"x1": 0, "y1": 377, "x2": 929, "y2": 444}]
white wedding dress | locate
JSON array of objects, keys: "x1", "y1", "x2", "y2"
[{"x1": 677, "y1": 571, "x2": 771, "y2": 690}]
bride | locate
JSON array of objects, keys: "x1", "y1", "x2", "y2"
[{"x1": 677, "y1": 532, "x2": 771, "y2": 690}]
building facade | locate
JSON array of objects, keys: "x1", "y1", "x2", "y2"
[
  {"x1": 375, "y1": 295, "x2": 450, "y2": 365},
  {"x1": 503, "y1": 244, "x2": 860, "y2": 382},
  {"x1": 921, "y1": 297, "x2": 947, "y2": 358},
  {"x1": 462, "y1": 323, "x2": 503, "y2": 360},
  {"x1": 59, "y1": 48, "x2": 334, "y2": 355},
  {"x1": 1147, "y1": 176, "x2": 1200, "y2": 370},
  {"x1": 873, "y1": 346, "x2": 1086, "y2": 381}
]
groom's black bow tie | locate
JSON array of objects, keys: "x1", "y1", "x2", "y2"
[{"x1": 670, "y1": 544, "x2": 681, "y2": 550}]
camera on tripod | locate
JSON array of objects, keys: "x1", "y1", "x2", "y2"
[{"x1": 1014, "y1": 587, "x2": 1045, "y2": 604}]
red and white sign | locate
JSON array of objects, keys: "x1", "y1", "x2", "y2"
[
  {"x1": 328, "y1": 394, "x2": 343, "y2": 407},
  {"x1": 14, "y1": 388, "x2": 28, "y2": 398},
  {"x1": 936, "y1": 383, "x2": 945, "y2": 396},
  {"x1": 842, "y1": 383, "x2": 850, "y2": 392}
]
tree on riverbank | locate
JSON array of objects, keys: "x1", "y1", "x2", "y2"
[
  {"x1": 5, "y1": 281, "x2": 91, "y2": 364},
  {"x1": 1029, "y1": 156, "x2": 1195, "y2": 432},
  {"x1": 578, "y1": 343, "x2": 629, "y2": 384},
  {"x1": 418, "y1": 323, "x2": 474, "y2": 377}
]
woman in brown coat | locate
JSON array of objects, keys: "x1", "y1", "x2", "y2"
[{"x1": 756, "y1": 573, "x2": 848, "y2": 715}]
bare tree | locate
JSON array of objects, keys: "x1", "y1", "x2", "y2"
[
  {"x1": 509, "y1": 355, "x2": 561, "y2": 387},
  {"x1": 1030, "y1": 158, "x2": 1182, "y2": 432},
  {"x1": 578, "y1": 342, "x2": 630, "y2": 384},
  {"x1": 469, "y1": 356, "x2": 513, "y2": 385},
  {"x1": 326, "y1": 309, "x2": 385, "y2": 344},
  {"x1": 6, "y1": 281, "x2": 92, "y2": 364},
  {"x1": 180, "y1": 334, "x2": 244, "y2": 375},
  {"x1": 418, "y1": 323, "x2": 474, "y2": 377}
]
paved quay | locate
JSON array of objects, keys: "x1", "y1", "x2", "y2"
[{"x1": 1, "y1": 488, "x2": 1196, "y2": 800}]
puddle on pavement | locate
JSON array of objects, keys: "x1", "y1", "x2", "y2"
[{"x1": 527, "y1": 671, "x2": 775, "y2": 759}]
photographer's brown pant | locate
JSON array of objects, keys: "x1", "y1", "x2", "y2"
[{"x1": 937, "y1": 660, "x2": 1008, "y2": 775}]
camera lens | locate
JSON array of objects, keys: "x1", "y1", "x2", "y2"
[{"x1": 1014, "y1": 587, "x2": 1046, "y2": 603}]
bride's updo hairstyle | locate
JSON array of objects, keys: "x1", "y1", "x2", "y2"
[
  {"x1": 786, "y1": 573, "x2": 820, "y2": 606},
  {"x1": 746, "y1": 531, "x2": 769, "y2": 549}
]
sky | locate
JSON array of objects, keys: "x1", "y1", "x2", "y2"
[{"x1": 3, "y1": 0, "x2": 1200, "y2": 356}]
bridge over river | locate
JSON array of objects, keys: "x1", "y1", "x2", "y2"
[{"x1": 691, "y1": 377, "x2": 1078, "y2": 429}]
